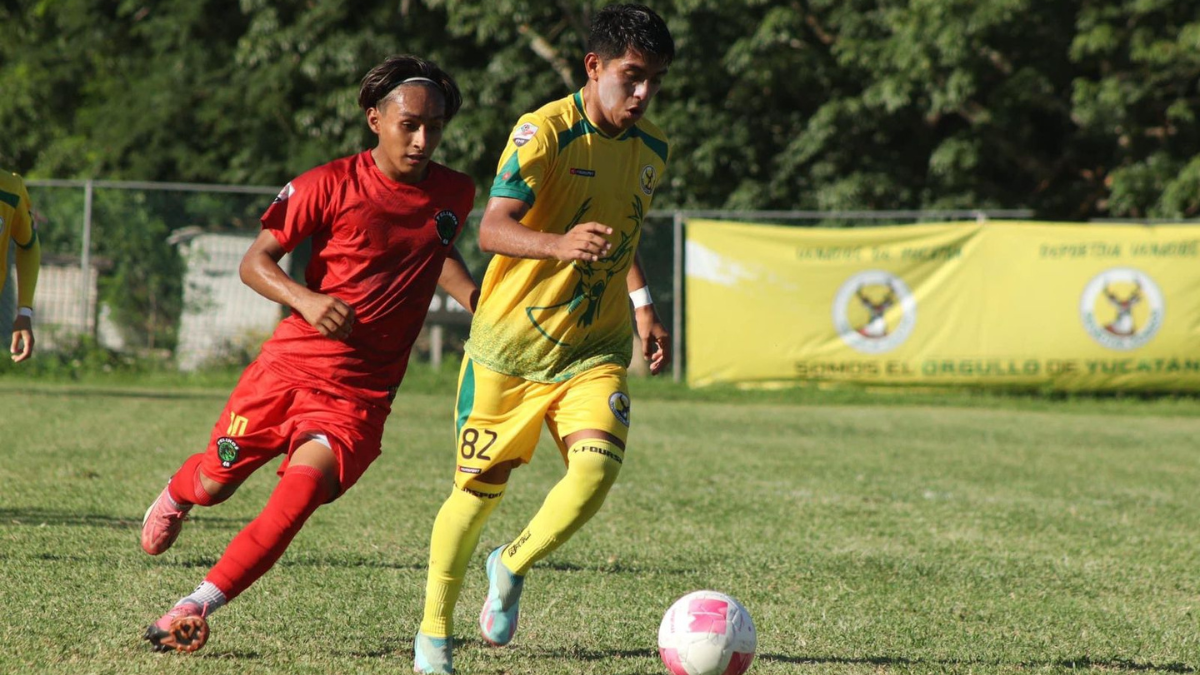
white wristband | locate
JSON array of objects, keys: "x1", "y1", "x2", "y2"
[
  {"x1": 629, "y1": 286, "x2": 653, "y2": 309},
  {"x1": 17, "y1": 307, "x2": 33, "y2": 319}
]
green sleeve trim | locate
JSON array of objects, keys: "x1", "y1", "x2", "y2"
[
  {"x1": 489, "y1": 151, "x2": 536, "y2": 205},
  {"x1": 15, "y1": 229, "x2": 38, "y2": 250},
  {"x1": 0, "y1": 189, "x2": 19, "y2": 209}
]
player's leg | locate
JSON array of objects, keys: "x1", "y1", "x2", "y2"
[
  {"x1": 144, "y1": 383, "x2": 377, "y2": 654},
  {"x1": 144, "y1": 438, "x2": 338, "y2": 653},
  {"x1": 415, "y1": 358, "x2": 545, "y2": 673},
  {"x1": 141, "y1": 361, "x2": 286, "y2": 555},
  {"x1": 479, "y1": 364, "x2": 630, "y2": 646}
]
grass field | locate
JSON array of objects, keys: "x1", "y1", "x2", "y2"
[{"x1": 1, "y1": 373, "x2": 1199, "y2": 674}]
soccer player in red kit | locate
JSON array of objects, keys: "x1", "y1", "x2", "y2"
[{"x1": 139, "y1": 55, "x2": 478, "y2": 654}]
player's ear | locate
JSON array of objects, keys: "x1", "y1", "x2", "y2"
[
  {"x1": 366, "y1": 106, "x2": 383, "y2": 134},
  {"x1": 584, "y1": 53, "x2": 602, "y2": 81}
]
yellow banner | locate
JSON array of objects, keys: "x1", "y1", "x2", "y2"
[{"x1": 685, "y1": 220, "x2": 1200, "y2": 390}]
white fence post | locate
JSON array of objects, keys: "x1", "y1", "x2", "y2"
[{"x1": 80, "y1": 180, "x2": 94, "y2": 338}]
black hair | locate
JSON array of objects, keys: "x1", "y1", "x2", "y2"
[
  {"x1": 587, "y1": 4, "x2": 675, "y2": 65},
  {"x1": 358, "y1": 54, "x2": 463, "y2": 121}
]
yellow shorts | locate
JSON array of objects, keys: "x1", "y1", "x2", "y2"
[{"x1": 452, "y1": 357, "x2": 630, "y2": 489}]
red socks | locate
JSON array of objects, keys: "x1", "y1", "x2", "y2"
[
  {"x1": 204, "y1": 465, "x2": 330, "y2": 601},
  {"x1": 167, "y1": 453, "x2": 215, "y2": 506}
]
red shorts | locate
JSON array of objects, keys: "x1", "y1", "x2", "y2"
[{"x1": 200, "y1": 359, "x2": 388, "y2": 498}]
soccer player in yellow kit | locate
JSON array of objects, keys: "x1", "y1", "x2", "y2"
[
  {"x1": 0, "y1": 170, "x2": 41, "y2": 362},
  {"x1": 413, "y1": 4, "x2": 674, "y2": 672}
]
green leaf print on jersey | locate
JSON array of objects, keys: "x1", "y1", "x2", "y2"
[{"x1": 525, "y1": 195, "x2": 644, "y2": 347}]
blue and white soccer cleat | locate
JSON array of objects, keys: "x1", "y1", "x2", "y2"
[
  {"x1": 478, "y1": 546, "x2": 525, "y2": 646},
  {"x1": 413, "y1": 631, "x2": 453, "y2": 674}
]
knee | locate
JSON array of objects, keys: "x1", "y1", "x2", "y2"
[
  {"x1": 566, "y1": 441, "x2": 624, "y2": 492},
  {"x1": 194, "y1": 471, "x2": 239, "y2": 506}
]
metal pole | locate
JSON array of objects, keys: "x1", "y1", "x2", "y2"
[
  {"x1": 80, "y1": 180, "x2": 94, "y2": 338},
  {"x1": 672, "y1": 210, "x2": 683, "y2": 383}
]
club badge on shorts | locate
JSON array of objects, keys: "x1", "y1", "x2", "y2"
[
  {"x1": 216, "y1": 437, "x2": 240, "y2": 468},
  {"x1": 609, "y1": 392, "x2": 631, "y2": 427}
]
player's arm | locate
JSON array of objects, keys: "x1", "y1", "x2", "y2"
[
  {"x1": 438, "y1": 246, "x2": 479, "y2": 313},
  {"x1": 239, "y1": 230, "x2": 354, "y2": 340},
  {"x1": 627, "y1": 254, "x2": 670, "y2": 376},
  {"x1": 10, "y1": 188, "x2": 40, "y2": 362},
  {"x1": 478, "y1": 197, "x2": 613, "y2": 263}
]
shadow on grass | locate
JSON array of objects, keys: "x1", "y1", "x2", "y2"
[
  {"x1": 197, "y1": 649, "x2": 263, "y2": 660},
  {"x1": 8, "y1": 386, "x2": 228, "y2": 402},
  {"x1": 498, "y1": 649, "x2": 1196, "y2": 674},
  {"x1": 0, "y1": 507, "x2": 244, "y2": 529},
  {"x1": 762, "y1": 654, "x2": 1195, "y2": 672},
  {"x1": 538, "y1": 559, "x2": 697, "y2": 576}
]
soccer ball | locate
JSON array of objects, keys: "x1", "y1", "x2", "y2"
[{"x1": 657, "y1": 590, "x2": 756, "y2": 675}]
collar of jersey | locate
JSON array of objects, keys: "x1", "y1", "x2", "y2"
[{"x1": 572, "y1": 90, "x2": 635, "y2": 141}]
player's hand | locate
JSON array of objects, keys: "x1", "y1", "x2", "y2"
[
  {"x1": 10, "y1": 315, "x2": 34, "y2": 363},
  {"x1": 298, "y1": 292, "x2": 355, "y2": 341},
  {"x1": 554, "y1": 222, "x2": 612, "y2": 263},
  {"x1": 634, "y1": 305, "x2": 670, "y2": 376}
]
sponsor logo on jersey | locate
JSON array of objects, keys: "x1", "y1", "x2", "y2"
[
  {"x1": 639, "y1": 164, "x2": 656, "y2": 196},
  {"x1": 609, "y1": 392, "x2": 631, "y2": 426},
  {"x1": 1079, "y1": 267, "x2": 1164, "y2": 351},
  {"x1": 216, "y1": 437, "x2": 241, "y2": 468},
  {"x1": 457, "y1": 465, "x2": 482, "y2": 474},
  {"x1": 434, "y1": 209, "x2": 460, "y2": 245},
  {"x1": 832, "y1": 271, "x2": 918, "y2": 354},
  {"x1": 512, "y1": 122, "x2": 539, "y2": 147},
  {"x1": 273, "y1": 182, "x2": 295, "y2": 203},
  {"x1": 570, "y1": 168, "x2": 596, "y2": 177}
]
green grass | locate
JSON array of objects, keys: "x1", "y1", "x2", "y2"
[{"x1": 1, "y1": 375, "x2": 1199, "y2": 674}]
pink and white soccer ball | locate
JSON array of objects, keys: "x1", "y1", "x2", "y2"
[{"x1": 658, "y1": 590, "x2": 756, "y2": 675}]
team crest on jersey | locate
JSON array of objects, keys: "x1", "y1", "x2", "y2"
[
  {"x1": 1079, "y1": 267, "x2": 1164, "y2": 351},
  {"x1": 609, "y1": 392, "x2": 631, "y2": 427},
  {"x1": 216, "y1": 437, "x2": 240, "y2": 468},
  {"x1": 273, "y1": 182, "x2": 295, "y2": 203},
  {"x1": 512, "y1": 122, "x2": 539, "y2": 147},
  {"x1": 639, "y1": 165, "x2": 656, "y2": 196},
  {"x1": 434, "y1": 209, "x2": 459, "y2": 245}
]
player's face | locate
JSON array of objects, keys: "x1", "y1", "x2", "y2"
[
  {"x1": 586, "y1": 49, "x2": 670, "y2": 133},
  {"x1": 367, "y1": 84, "x2": 446, "y2": 184}
]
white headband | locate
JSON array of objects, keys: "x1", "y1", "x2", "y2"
[{"x1": 400, "y1": 76, "x2": 438, "y2": 86}]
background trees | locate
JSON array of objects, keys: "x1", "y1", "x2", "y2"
[{"x1": 2, "y1": 0, "x2": 1198, "y2": 219}]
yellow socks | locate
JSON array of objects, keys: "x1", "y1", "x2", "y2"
[
  {"x1": 419, "y1": 483, "x2": 504, "y2": 637},
  {"x1": 502, "y1": 438, "x2": 624, "y2": 575}
]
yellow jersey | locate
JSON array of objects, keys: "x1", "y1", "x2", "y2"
[
  {"x1": 466, "y1": 90, "x2": 670, "y2": 382},
  {"x1": 0, "y1": 171, "x2": 38, "y2": 308}
]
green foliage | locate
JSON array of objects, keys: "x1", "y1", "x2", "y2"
[
  {"x1": 3, "y1": 1, "x2": 1200, "y2": 219},
  {"x1": 0, "y1": 335, "x2": 163, "y2": 380}
]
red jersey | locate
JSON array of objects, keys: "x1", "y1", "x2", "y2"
[{"x1": 256, "y1": 151, "x2": 475, "y2": 408}]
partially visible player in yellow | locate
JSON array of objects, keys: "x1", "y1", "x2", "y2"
[
  {"x1": 0, "y1": 170, "x2": 41, "y2": 363},
  {"x1": 412, "y1": 4, "x2": 674, "y2": 672}
]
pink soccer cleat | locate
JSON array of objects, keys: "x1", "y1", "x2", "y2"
[
  {"x1": 143, "y1": 601, "x2": 210, "y2": 653},
  {"x1": 141, "y1": 485, "x2": 191, "y2": 555}
]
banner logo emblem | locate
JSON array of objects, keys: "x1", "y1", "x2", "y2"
[
  {"x1": 1079, "y1": 268, "x2": 1164, "y2": 351},
  {"x1": 833, "y1": 271, "x2": 917, "y2": 354}
]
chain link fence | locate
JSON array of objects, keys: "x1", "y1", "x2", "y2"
[{"x1": 6, "y1": 179, "x2": 1032, "y2": 380}]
